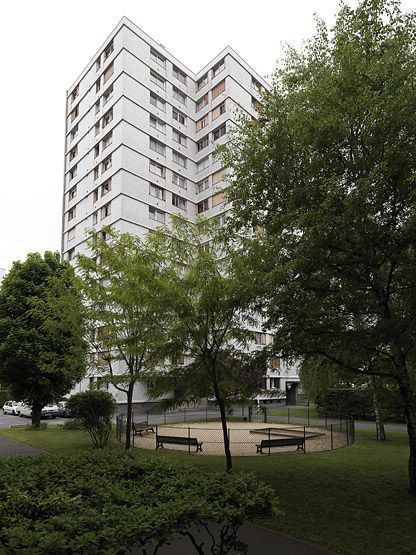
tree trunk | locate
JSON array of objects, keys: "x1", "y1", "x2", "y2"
[
  {"x1": 371, "y1": 378, "x2": 386, "y2": 441},
  {"x1": 31, "y1": 401, "x2": 43, "y2": 428},
  {"x1": 217, "y1": 397, "x2": 232, "y2": 473},
  {"x1": 125, "y1": 384, "x2": 134, "y2": 450},
  {"x1": 392, "y1": 350, "x2": 416, "y2": 495}
]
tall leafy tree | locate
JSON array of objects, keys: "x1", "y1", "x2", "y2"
[
  {"x1": 0, "y1": 252, "x2": 87, "y2": 426},
  {"x1": 146, "y1": 216, "x2": 268, "y2": 472},
  {"x1": 223, "y1": 0, "x2": 416, "y2": 493},
  {"x1": 77, "y1": 229, "x2": 165, "y2": 449}
]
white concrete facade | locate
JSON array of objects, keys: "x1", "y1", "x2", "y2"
[{"x1": 62, "y1": 17, "x2": 300, "y2": 405}]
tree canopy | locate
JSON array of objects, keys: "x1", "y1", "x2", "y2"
[
  {"x1": 223, "y1": 0, "x2": 416, "y2": 493},
  {"x1": 0, "y1": 252, "x2": 87, "y2": 426}
]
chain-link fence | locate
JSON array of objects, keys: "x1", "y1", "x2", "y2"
[{"x1": 116, "y1": 407, "x2": 354, "y2": 456}]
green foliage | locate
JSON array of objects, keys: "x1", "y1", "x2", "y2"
[
  {"x1": 62, "y1": 418, "x2": 85, "y2": 430},
  {"x1": 0, "y1": 389, "x2": 10, "y2": 406},
  {"x1": 65, "y1": 391, "x2": 116, "y2": 448},
  {"x1": 76, "y1": 228, "x2": 165, "y2": 449},
  {"x1": 0, "y1": 252, "x2": 87, "y2": 426},
  {"x1": 223, "y1": 0, "x2": 416, "y2": 492},
  {"x1": 0, "y1": 450, "x2": 278, "y2": 554}
]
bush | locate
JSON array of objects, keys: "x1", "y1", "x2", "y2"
[
  {"x1": 0, "y1": 451, "x2": 279, "y2": 554},
  {"x1": 0, "y1": 389, "x2": 11, "y2": 406},
  {"x1": 62, "y1": 418, "x2": 84, "y2": 430},
  {"x1": 65, "y1": 391, "x2": 116, "y2": 448}
]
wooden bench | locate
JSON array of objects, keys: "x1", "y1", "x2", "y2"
[
  {"x1": 156, "y1": 435, "x2": 203, "y2": 452},
  {"x1": 256, "y1": 437, "x2": 305, "y2": 454},
  {"x1": 132, "y1": 421, "x2": 154, "y2": 436}
]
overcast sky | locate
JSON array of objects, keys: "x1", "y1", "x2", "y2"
[{"x1": 0, "y1": 0, "x2": 413, "y2": 270}]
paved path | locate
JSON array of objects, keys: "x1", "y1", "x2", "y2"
[
  {"x1": 0, "y1": 435, "x2": 44, "y2": 459},
  {"x1": 143, "y1": 523, "x2": 332, "y2": 554}
]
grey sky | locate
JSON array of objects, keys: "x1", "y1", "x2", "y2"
[{"x1": 0, "y1": 0, "x2": 412, "y2": 270}]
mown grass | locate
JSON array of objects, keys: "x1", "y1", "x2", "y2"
[{"x1": 0, "y1": 426, "x2": 415, "y2": 554}]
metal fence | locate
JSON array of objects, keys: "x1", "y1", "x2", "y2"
[{"x1": 115, "y1": 406, "x2": 355, "y2": 456}]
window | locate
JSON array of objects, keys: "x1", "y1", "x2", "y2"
[
  {"x1": 94, "y1": 144, "x2": 100, "y2": 158},
  {"x1": 212, "y1": 58, "x2": 225, "y2": 77},
  {"x1": 69, "y1": 165, "x2": 77, "y2": 180},
  {"x1": 196, "y1": 115, "x2": 208, "y2": 132},
  {"x1": 149, "y1": 183, "x2": 165, "y2": 200},
  {"x1": 172, "y1": 109, "x2": 186, "y2": 125},
  {"x1": 269, "y1": 377, "x2": 280, "y2": 389},
  {"x1": 71, "y1": 86, "x2": 79, "y2": 102},
  {"x1": 67, "y1": 248, "x2": 75, "y2": 261},
  {"x1": 68, "y1": 186, "x2": 77, "y2": 200},
  {"x1": 102, "y1": 132, "x2": 112, "y2": 150},
  {"x1": 213, "y1": 124, "x2": 226, "y2": 141},
  {"x1": 104, "y1": 41, "x2": 114, "y2": 60},
  {"x1": 67, "y1": 227, "x2": 76, "y2": 241},
  {"x1": 269, "y1": 357, "x2": 281, "y2": 369},
  {"x1": 147, "y1": 381, "x2": 156, "y2": 390},
  {"x1": 95, "y1": 78, "x2": 101, "y2": 93},
  {"x1": 101, "y1": 202, "x2": 111, "y2": 219},
  {"x1": 149, "y1": 206, "x2": 165, "y2": 223},
  {"x1": 150, "y1": 137, "x2": 165, "y2": 156},
  {"x1": 70, "y1": 105, "x2": 79, "y2": 122},
  {"x1": 149, "y1": 161, "x2": 165, "y2": 177},
  {"x1": 212, "y1": 101, "x2": 226, "y2": 120},
  {"x1": 252, "y1": 77, "x2": 262, "y2": 93},
  {"x1": 68, "y1": 207, "x2": 76, "y2": 221},
  {"x1": 212, "y1": 79, "x2": 225, "y2": 99},
  {"x1": 196, "y1": 94, "x2": 208, "y2": 112},
  {"x1": 103, "y1": 63, "x2": 114, "y2": 83},
  {"x1": 217, "y1": 211, "x2": 228, "y2": 226},
  {"x1": 95, "y1": 122, "x2": 100, "y2": 136},
  {"x1": 92, "y1": 211, "x2": 98, "y2": 224},
  {"x1": 93, "y1": 188, "x2": 99, "y2": 202},
  {"x1": 150, "y1": 115, "x2": 165, "y2": 133},
  {"x1": 255, "y1": 332, "x2": 267, "y2": 345},
  {"x1": 196, "y1": 73, "x2": 208, "y2": 91},
  {"x1": 103, "y1": 85, "x2": 113, "y2": 104},
  {"x1": 101, "y1": 179, "x2": 112, "y2": 196},
  {"x1": 173, "y1": 87, "x2": 186, "y2": 105},
  {"x1": 212, "y1": 169, "x2": 225, "y2": 185},
  {"x1": 172, "y1": 173, "x2": 186, "y2": 189},
  {"x1": 150, "y1": 48, "x2": 166, "y2": 67},
  {"x1": 94, "y1": 167, "x2": 99, "y2": 180},
  {"x1": 150, "y1": 70, "x2": 165, "y2": 89},
  {"x1": 69, "y1": 146, "x2": 77, "y2": 161},
  {"x1": 102, "y1": 109, "x2": 113, "y2": 128},
  {"x1": 172, "y1": 129, "x2": 187, "y2": 146},
  {"x1": 70, "y1": 124, "x2": 78, "y2": 141},
  {"x1": 150, "y1": 92, "x2": 165, "y2": 111},
  {"x1": 95, "y1": 100, "x2": 100, "y2": 114},
  {"x1": 212, "y1": 190, "x2": 226, "y2": 207},
  {"x1": 172, "y1": 193, "x2": 186, "y2": 211},
  {"x1": 102, "y1": 156, "x2": 112, "y2": 172},
  {"x1": 172, "y1": 65, "x2": 187, "y2": 84},
  {"x1": 197, "y1": 135, "x2": 209, "y2": 152},
  {"x1": 197, "y1": 199, "x2": 209, "y2": 214},
  {"x1": 95, "y1": 56, "x2": 101, "y2": 71},
  {"x1": 197, "y1": 157, "x2": 209, "y2": 172},
  {"x1": 172, "y1": 151, "x2": 186, "y2": 168},
  {"x1": 196, "y1": 179, "x2": 209, "y2": 194}
]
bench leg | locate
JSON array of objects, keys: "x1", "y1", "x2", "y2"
[{"x1": 156, "y1": 442, "x2": 163, "y2": 450}]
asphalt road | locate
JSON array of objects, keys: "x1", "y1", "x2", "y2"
[{"x1": 0, "y1": 412, "x2": 66, "y2": 428}]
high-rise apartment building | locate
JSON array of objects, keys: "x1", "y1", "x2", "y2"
[{"x1": 62, "y1": 17, "x2": 300, "y2": 406}]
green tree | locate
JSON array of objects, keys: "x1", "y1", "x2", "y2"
[
  {"x1": 147, "y1": 217, "x2": 268, "y2": 472},
  {"x1": 77, "y1": 229, "x2": 165, "y2": 449},
  {"x1": 66, "y1": 390, "x2": 117, "y2": 448},
  {"x1": 223, "y1": 0, "x2": 416, "y2": 493},
  {"x1": 0, "y1": 252, "x2": 87, "y2": 426}
]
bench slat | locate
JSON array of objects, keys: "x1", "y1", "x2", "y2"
[
  {"x1": 156, "y1": 435, "x2": 203, "y2": 452},
  {"x1": 256, "y1": 437, "x2": 305, "y2": 454}
]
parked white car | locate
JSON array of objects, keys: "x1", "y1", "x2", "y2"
[
  {"x1": 2, "y1": 401, "x2": 22, "y2": 415},
  {"x1": 19, "y1": 404, "x2": 59, "y2": 419}
]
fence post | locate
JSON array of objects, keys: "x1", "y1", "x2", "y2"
[
  {"x1": 331, "y1": 424, "x2": 334, "y2": 450},
  {"x1": 264, "y1": 407, "x2": 268, "y2": 423},
  {"x1": 268, "y1": 427, "x2": 271, "y2": 456},
  {"x1": 304, "y1": 426, "x2": 306, "y2": 453},
  {"x1": 188, "y1": 427, "x2": 191, "y2": 454},
  {"x1": 288, "y1": 407, "x2": 290, "y2": 424},
  {"x1": 248, "y1": 405, "x2": 252, "y2": 423},
  {"x1": 146, "y1": 410, "x2": 149, "y2": 424},
  {"x1": 206, "y1": 407, "x2": 208, "y2": 422},
  {"x1": 325, "y1": 416, "x2": 328, "y2": 429},
  {"x1": 184, "y1": 408, "x2": 186, "y2": 422},
  {"x1": 307, "y1": 409, "x2": 310, "y2": 427},
  {"x1": 156, "y1": 424, "x2": 158, "y2": 450}
]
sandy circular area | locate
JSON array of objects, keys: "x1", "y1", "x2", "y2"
[{"x1": 133, "y1": 421, "x2": 348, "y2": 456}]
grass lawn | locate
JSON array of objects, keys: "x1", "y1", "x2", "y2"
[
  {"x1": 1, "y1": 426, "x2": 415, "y2": 554},
  {"x1": 269, "y1": 406, "x2": 319, "y2": 419}
]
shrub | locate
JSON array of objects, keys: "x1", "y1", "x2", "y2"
[
  {"x1": 0, "y1": 451, "x2": 279, "y2": 554},
  {"x1": 65, "y1": 391, "x2": 116, "y2": 448},
  {"x1": 62, "y1": 418, "x2": 84, "y2": 430}
]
